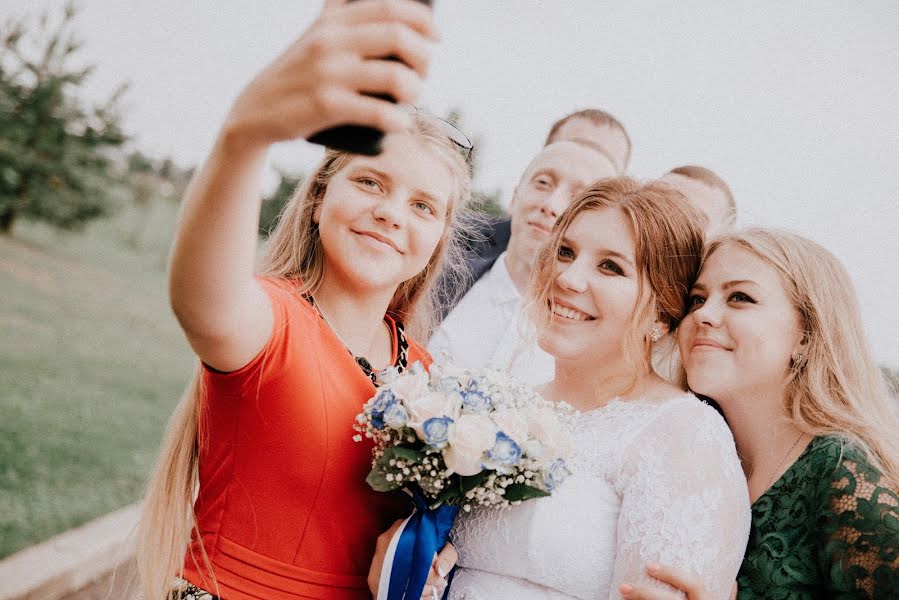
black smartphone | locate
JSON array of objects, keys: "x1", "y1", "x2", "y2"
[{"x1": 306, "y1": 0, "x2": 433, "y2": 156}]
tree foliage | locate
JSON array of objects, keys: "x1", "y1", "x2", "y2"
[{"x1": 0, "y1": 1, "x2": 128, "y2": 234}]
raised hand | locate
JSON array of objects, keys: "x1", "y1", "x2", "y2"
[{"x1": 223, "y1": 0, "x2": 438, "y2": 150}]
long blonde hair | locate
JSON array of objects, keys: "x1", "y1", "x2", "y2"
[
  {"x1": 528, "y1": 177, "x2": 705, "y2": 387},
  {"x1": 705, "y1": 228, "x2": 899, "y2": 488},
  {"x1": 137, "y1": 115, "x2": 472, "y2": 599}
]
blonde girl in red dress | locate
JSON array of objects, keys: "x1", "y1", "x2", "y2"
[{"x1": 136, "y1": 2, "x2": 472, "y2": 598}]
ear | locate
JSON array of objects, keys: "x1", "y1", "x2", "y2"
[
  {"x1": 313, "y1": 203, "x2": 322, "y2": 224},
  {"x1": 791, "y1": 331, "x2": 810, "y2": 357},
  {"x1": 654, "y1": 318, "x2": 671, "y2": 338}
]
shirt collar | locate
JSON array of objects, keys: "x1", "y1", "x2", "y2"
[{"x1": 483, "y1": 252, "x2": 522, "y2": 305}]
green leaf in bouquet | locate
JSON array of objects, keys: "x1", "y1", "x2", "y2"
[
  {"x1": 387, "y1": 446, "x2": 426, "y2": 463},
  {"x1": 459, "y1": 472, "x2": 490, "y2": 494},
  {"x1": 429, "y1": 482, "x2": 459, "y2": 509},
  {"x1": 502, "y1": 483, "x2": 551, "y2": 503},
  {"x1": 366, "y1": 467, "x2": 401, "y2": 492}
]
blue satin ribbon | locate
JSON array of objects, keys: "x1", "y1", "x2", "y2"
[{"x1": 386, "y1": 492, "x2": 460, "y2": 600}]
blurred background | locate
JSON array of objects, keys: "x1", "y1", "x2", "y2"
[{"x1": 1, "y1": 0, "x2": 897, "y2": 568}]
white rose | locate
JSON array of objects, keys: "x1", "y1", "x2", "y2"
[
  {"x1": 490, "y1": 409, "x2": 528, "y2": 445},
  {"x1": 407, "y1": 391, "x2": 462, "y2": 438},
  {"x1": 526, "y1": 406, "x2": 571, "y2": 458},
  {"x1": 389, "y1": 369, "x2": 429, "y2": 405},
  {"x1": 444, "y1": 414, "x2": 497, "y2": 476}
]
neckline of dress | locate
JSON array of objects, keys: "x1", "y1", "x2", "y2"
[
  {"x1": 750, "y1": 434, "x2": 828, "y2": 508},
  {"x1": 571, "y1": 392, "x2": 697, "y2": 420}
]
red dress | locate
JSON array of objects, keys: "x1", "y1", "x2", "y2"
[{"x1": 181, "y1": 277, "x2": 430, "y2": 599}]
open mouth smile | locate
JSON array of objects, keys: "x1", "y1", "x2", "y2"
[{"x1": 549, "y1": 299, "x2": 596, "y2": 322}]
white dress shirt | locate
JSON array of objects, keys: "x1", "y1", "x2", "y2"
[{"x1": 428, "y1": 252, "x2": 555, "y2": 386}]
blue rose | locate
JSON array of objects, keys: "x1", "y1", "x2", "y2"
[
  {"x1": 422, "y1": 416, "x2": 454, "y2": 448},
  {"x1": 461, "y1": 380, "x2": 492, "y2": 413},
  {"x1": 543, "y1": 458, "x2": 570, "y2": 491},
  {"x1": 370, "y1": 389, "x2": 395, "y2": 429},
  {"x1": 383, "y1": 399, "x2": 409, "y2": 428},
  {"x1": 486, "y1": 432, "x2": 522, "y2": 468}
]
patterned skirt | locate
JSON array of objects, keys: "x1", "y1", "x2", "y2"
[{"x1": 170, "y1": 578, "x2": 218, "y2": 600}]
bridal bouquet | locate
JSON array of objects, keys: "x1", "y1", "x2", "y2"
[{"x1": 354, "y1": 362, "x2": 575, "y2": 600}]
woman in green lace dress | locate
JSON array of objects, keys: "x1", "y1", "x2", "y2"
[{"x1": 619, "y1": 228, "x2": 899, "y2": 600}]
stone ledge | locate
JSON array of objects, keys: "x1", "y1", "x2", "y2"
[{"x1": 0, "y1": 503, "x2": 140, "y2": 600}]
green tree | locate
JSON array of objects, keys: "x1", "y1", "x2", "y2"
[
  {"x1": 259, "y1": 169, "x2": 302, "y2": 238},
  {"x1": 444, "y1": 107, "x2": 505, "y2": 218},
  {"x1": 0, "y1": 1, "x2": 128, "y2": 234}
]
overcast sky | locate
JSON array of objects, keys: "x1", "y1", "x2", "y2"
[{"x1": 5, "y1": 1, "x2": 898, "y2": 367}]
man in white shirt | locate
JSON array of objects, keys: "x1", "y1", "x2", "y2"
[{"x1": 429, "y1": 140, "x2": 619, "y2": 385}]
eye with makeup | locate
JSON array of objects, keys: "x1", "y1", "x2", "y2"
[
  {"x1": 728, "y1": 291, "x2": 756, "y2": 304},
  {"x1": 557, "y1": 244, "x2": 575, "y2": 262},
  {"x1": 687, "y1": 292, "x2": 706, "y2": 311},
  {"x1": 597, "y1": 258, "x2": 623, "y2": 276}
]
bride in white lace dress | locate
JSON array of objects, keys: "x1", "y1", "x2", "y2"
[{"x1": 447, "y1": 179, "x2": 750, "y2": 600}]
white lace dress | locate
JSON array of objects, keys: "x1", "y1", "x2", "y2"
[{"x1": 448, "y1": 394, "x2": 751, "y2": 600}]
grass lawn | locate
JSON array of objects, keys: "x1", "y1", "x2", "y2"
[{"x1": 0, "y1": 199, "x2": 196, "y2": 558}]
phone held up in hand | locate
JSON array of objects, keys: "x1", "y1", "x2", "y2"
[{"x1": 306, "y1": 0, "x2": 433, "y2": 156}]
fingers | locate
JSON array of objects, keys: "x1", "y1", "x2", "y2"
[
  {"x1": 345, "y1": 22, "x2": 432, "y2": 77},
  {"x1": 645, "y1": 563, "x2": 702, "y2": 595},
  {"x1": 619, "y1": 583, "x2": 679, "y2": 600},
  {"x1": 434, "y1": 542, "x2": 458, "y2": 579},
  {"x1": 309, "y1": 88, "x2": 412, "y2": 133},
  {"x1": 334, "y1": 0, "x2": 438, "y2": 41},
  {"x1": 420, "y1": 582, "x2": 444, "y2": 600}
]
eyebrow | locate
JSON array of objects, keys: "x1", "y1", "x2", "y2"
[
  {"x1": 560, "y1": 236, "x2": 635, "y2": 267},
  {"x1": 351, "y1": 165, "x2": 448, "y2": 213},
  {"x1": 691, "y1": 279, "x2": 759, "y2": 291}
]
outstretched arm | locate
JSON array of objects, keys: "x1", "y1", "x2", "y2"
[{"x1": 169, "y1": 0, "x2": 436, "y2": 372}]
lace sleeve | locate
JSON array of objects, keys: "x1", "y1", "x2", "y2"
[
  {"x1": 608, "y1": 399, "x2": 751, "y2": 600},
  {"x1": 818, "y1": 447, "x2": 899, "y2": 598}
]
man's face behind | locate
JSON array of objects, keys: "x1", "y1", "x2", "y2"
[{"x1": 506, "y1": 142, "x2": 618, "y2": 272}]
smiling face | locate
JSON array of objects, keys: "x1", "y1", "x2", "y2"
[
  {"x1": 537, "y1": 207, "x2": 641, "y2": 363},
  {"x1": 314, "y1": 133, "x2": 454, "y2": 295},
  {"x1": 507, "y1": 142, "x2": 618, "y2": 273},
  {"x1": 678, "y1": 244, "x2": 805, "y2": 405}
]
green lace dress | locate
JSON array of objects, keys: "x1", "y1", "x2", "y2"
[{"x1": 738, "y1": 435, "x2": 899, "y2": 599}]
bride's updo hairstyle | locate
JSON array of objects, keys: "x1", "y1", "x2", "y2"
[{"x1": 528, "y1": 176, "x2": 706, "y2": 383}]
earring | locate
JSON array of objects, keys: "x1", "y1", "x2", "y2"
[
  {"x1": 791, "y1": 352, "x2": 805, "y2": 369},
  {"x1": 650, "y1": 329, "x2": 661, "y2": 343}
]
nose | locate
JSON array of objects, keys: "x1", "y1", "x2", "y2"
[
  {"x1": 692, "y1": 296, "x2": 723, "y2": 328},
  {"x1": 539, "y1": 186, "x2": 571, "y2": 221},
  {"x1": 555, "y1": 259, "x2": 588, "y2": 294},
  {"x1": 371, "y1": 194, "x2": 404, "y2": 229}
]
